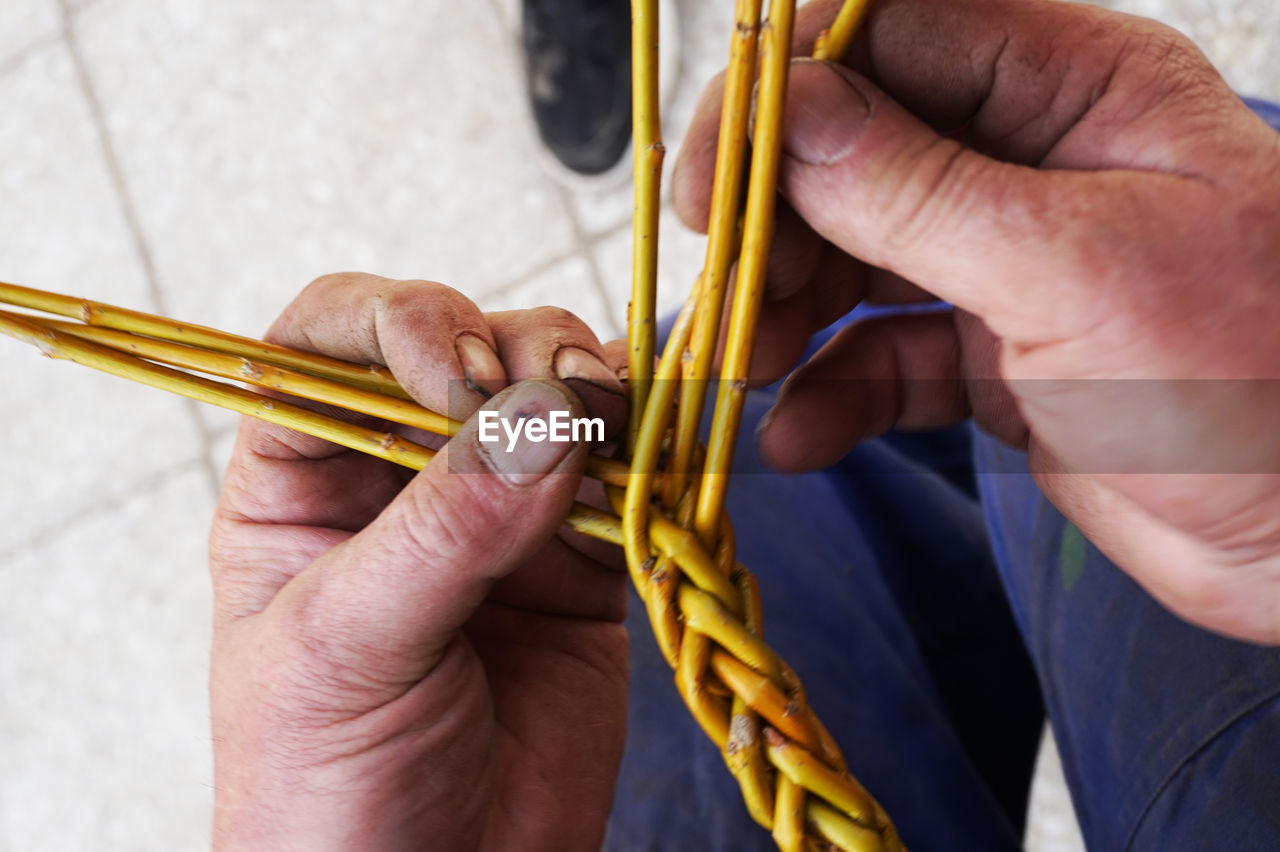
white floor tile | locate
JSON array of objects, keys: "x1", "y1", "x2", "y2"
[
  {"x1": 0, "y1": 43, "x2": 145, "y2": 302},
  {"x1": 569, "y1": 180, "x2": 637, "y2": 240},
  {"x1": 0, "y1": 465, "x2": 215, "y2": 852},
  {"x1": 72, "y1": 0, "x2": 580, "y2": 341},
  {"x1": 477, "y1": 252, "x2": 621, "y2": 341},
  {"x1": 0, "y1": 0, "x2": 58, "y2": 69},
  {"x1": 0, "y1": 43, "x2": 205, "y2": 553},
  {"x1": 592, "y1": 207, "x2": 709, "y2": 328}
]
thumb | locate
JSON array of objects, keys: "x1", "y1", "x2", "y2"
[
  {"x1": 271, "y1": 378, "x2": 589, "y2": 687},
  {"x1": 777, "y1": 58, "x2": 1127, "y2": 340}
]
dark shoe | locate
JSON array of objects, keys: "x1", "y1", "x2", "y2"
[{"x1": 521, "y1": 0, "x2": 633, "y2": 179}]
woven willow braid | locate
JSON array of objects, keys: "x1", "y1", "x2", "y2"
[{"x1": 619, "y1": 1, "x2": 904, "y2": 850}]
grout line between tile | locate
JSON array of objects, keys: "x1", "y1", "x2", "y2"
[
  {"x1": 478, "y1": 0, "x2": 626, "y2": 339},
  {"x1": 555, "y1": 185, "x2": 625, "y2": 339},
  {"x1": 0, "y1": 457, "x2": 207, "y2": 563},
  {"x1": 57, "y1": 0, "x2": 224, "y2": 500},
  {"x1": 485, "y1": 245, "x2": 581, "y2": 300},
  {"x1": 0, "y1": 29, "x2": 62, "y2": 80},
  {"x1": 57, "y1": 3, "x2": 161, "y2": 311}
]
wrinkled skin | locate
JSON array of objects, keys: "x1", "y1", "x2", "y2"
[
  {"x1": 672, "y1": 0, "x2": 1280, "y2": 645},
  {"x1": 208, "y1": 0, "x2": 1280, "y2": 849},
  {"x1": 209, "y1": 273, "x2": 631, "y2": 851}
]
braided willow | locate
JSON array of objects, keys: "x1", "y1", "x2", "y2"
[
  {"x1": 619, "y1": 1, "x2": 903, "y2": 849},
  {"x1": 0, "y1": 1, "x2": 905, "y2": 848}
]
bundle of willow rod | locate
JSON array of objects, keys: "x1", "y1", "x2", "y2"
[
  {"x1": 0, "y1": 1, "x2": 903, "y2": 849},
  {"x1": 624, "y1": 3, "x2": 899, "y2": 850}
]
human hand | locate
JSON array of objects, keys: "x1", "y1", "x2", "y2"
[
  {"x1": 672, "y1": 0, "x2": 1280, "y2": 642},
  {"x1": 207, "y1": 273, "x2": 630, "y2": 850}
]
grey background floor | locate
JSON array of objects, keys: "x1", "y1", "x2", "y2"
[{"x1": 1, "y1": 1, "x2": 1275, "y2": 849}]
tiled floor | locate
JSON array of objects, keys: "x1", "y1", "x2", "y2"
[{"x1": 1, "y1": 1, "x2": 1275, "y2": 849}]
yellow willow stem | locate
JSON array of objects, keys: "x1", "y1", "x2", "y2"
[
  {"x1": 627, "y1": 0, "x2": 663, "y2": 455},
  {"x1": 723, "y1": 568, "x2": 772, "y2": 827},
  {"x1": 813, "y1": 0, "x2": 873, "y2": 62},
  {"x1": 709, "y1": 648, "x2": 822, "y2": 754},
  {"x1": 672, "y1": 0, "x2": 871, "y2": 516},
  {"x1": 677, "y1": 582, "x2": 785, "y2": 686},
  {"x1": 0, "y1": 308, "x2": 631, "y2": 542},
  {"x1": 665, "y1": 0, "x2": 761, "y2": 510},
  {"x1": 724, "y1": 700, "x2": 774, "y2": 829},
  {"x1": 621, "y1": 287, "x2": 699, "y2": 598},
  {"x1": 0, "y1": 280, "x2": 407, "y2": 399},
  {"x1": 564, "y1": 502, "x2": 626, "y2": 546},
  {"x1": 694, "y1": 0, "x2": 796, "y2": 545},
  {"x1": 763, "y1": 729, "x2": 877, "y2": 827},
  {"x1": 0, "y1": 291, "x2": 634, "y2": 488},
  {"x1": 22, "y1": 312, "x2": 458, "y2": 438},
  {"x1": 0, "y1": 310, "x2": 436, "y2": 469},
  {"x1": 772, "y1": 776, "x2": 806, "y2": 852},
  {"x1": 807, "y1": 800, "x2": 895, "y2": 852}
]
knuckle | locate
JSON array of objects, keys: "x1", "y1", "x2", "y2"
[
  {"x1": 880, "y1": 140, "x2": 990, "y2": 255},
  {"x1": 1131, "y1": 22, "x2": 1206, "y2": 77},
  {"x1": 298, "y1": 272, "x2": 347, "y2": 300},
  {"x1": 304, "y1": 271, "x2": 357, "y2": 292},
  {"x1": 527, "y1": 304, "x2": 591, "y2": 334},
  {"x1": 524, "y1": 305, "x2": 602, "y2": 352},
  {"x1": 207, "y1": 522, "x2": 258, "y2": 589},
  {"x1": 376, "y1": 279, "x2": 481, "y2": 338},
  {"x1": 271, "y1": 272, "x2": 386, "y2": 349},
  {"x1": 376, "y1": 278, "x2": 453, "y2": 318},
  {"x1": 1113, "y1": 20, "x2": 1222, "y2": 107},
  {"x1": 300, "y1": 271, "x2": 387, "y2": 306}
]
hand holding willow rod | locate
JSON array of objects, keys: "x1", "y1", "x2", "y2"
[
  {"x1": 0, "y1": 1, "x2": 905, "y2": 849},
  {"x1": 207, "y1": 275, "x2": 631, "y2": 851},
  {"x1": 675, "y1": 0, "x2": 1280, "y2": 646}
]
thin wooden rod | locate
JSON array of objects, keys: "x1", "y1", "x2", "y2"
[
  {"x1": 813, "y1": 0, "x2": 873, "y2": 61},
  {"x1": 0, "y1": 280, "x2": 407, "y2": 398},
  {"x1": 0, "y1": 308, "x2": 631, "y2": 540},
  {"x1": 627, "y1": 0, "x2": 664, "y2": 454},
  {"x1": 694, "y1": 0, "x2": 797, "y2": 544},
  {"x1": 666, "y1": 0, "x2": 762, "y2": 510}
]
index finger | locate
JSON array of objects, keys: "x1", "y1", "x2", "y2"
[{"x1": 210, "y1": 275, "x2": 509, "y2": 600}]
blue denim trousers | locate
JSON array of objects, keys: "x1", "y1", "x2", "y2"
[{"x1": 603, "y1": 99, "x2": 1280, "y2": 851}]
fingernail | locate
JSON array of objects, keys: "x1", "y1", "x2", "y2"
[
  {"x1": 554, "y1": 347, "x2": 625, "y2": 395},
  {"x1": 781, "y1": 60, "x2": 873, "y2": 166},
  {"x1": 477, "y1": 381, "x2": 576, "y2": 486},
  {"x1": 456, "y1": 334, "x2": 506, "y2": 398}
]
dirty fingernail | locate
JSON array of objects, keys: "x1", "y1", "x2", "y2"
[
  {"x1": 456, "y1": 334, "x2": 506, "y2": 398},
  {"x1": 477, "y1": 380, "x2": 578, "y2": 486},
  {"x1": 554, "y1": 347, "x2": 624, "y2": 395}
]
